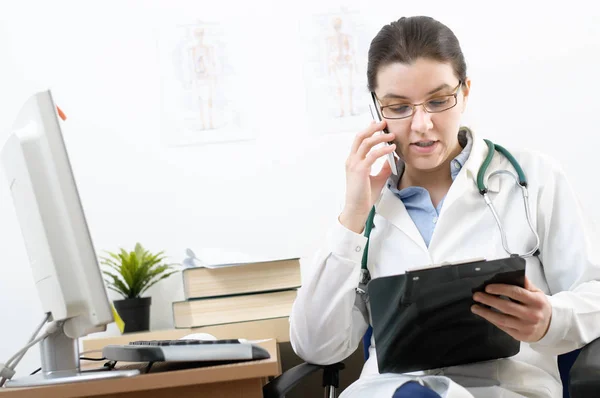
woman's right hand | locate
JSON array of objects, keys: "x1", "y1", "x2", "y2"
[{"x1": 339, "y1": 120, "x2": 396, "y2": 233}]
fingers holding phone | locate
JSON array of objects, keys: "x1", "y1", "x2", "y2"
[
  {"x1": 340, "y1": 121, "x2": 396, "y2": 233},
  {"x1": 352, "y1": 121, "x2": 397, "y2": 167}
]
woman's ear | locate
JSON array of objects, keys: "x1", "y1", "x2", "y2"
[{"x1": 460, "y1": 78, "x2": 471, "y2": 112}]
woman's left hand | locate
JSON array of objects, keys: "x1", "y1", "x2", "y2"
[{"x1": 471, "y1": 277, "x2": 552, "y2": 343}]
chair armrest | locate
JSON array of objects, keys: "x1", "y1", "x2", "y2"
[
  {"x1": 263, "y1": 362, "x2": 345, "y2": 398},
  {"x1": 569, "y1": 338, "x2": 600, "y2": 398}
]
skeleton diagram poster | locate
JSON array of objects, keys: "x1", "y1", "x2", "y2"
[
  {"x1": 158, "y1": 21, "x2": 251, "y2": 146},
  {"x1": 300, "y1": 9, "x2": 373, "y2": 134}
]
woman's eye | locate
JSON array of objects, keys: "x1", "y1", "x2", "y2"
[
  {"x1": 389, "y1": 105, "x2": 411, "y2": 113},
  {"x1": 429, "y1": 98, "x2": 449, "y2": 106},
  {"x1": 427, "y1": 98, "x2": 450, "y2": 108}
]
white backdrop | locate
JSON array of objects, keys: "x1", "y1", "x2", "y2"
[{"x1": 1, "y1": 0, "x2": 599, "y2": 378}]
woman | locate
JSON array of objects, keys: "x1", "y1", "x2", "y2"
[{"x1": 290, "y1": 16, "x2": 600, "y2": 398}]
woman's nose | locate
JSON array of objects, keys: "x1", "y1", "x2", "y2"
[{"x1": 410, "y1": 105, "x2": 433, "y2": 133}]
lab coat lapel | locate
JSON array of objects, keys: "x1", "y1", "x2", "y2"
[
  {"x1": 375, "y1": 187, "x2": 428, "y2": 252},
  {"x1": 439, "y1": 132, "x2": 501, "y2": 218}
]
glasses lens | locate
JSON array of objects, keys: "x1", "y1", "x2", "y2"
[
  {"x1": 424, "y1": 96, "x2": 457, "y2": 113},
  {"x1": 381, "y1": 104, "x2": 413, "y2": 119}
]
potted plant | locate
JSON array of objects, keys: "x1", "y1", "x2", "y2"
[{"x1": 100, "y1": 243, "x2": 178, "y2": 333}]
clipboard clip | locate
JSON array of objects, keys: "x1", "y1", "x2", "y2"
[{"x1": 406, "y1": 257, "x2": 487, "y2": 274}]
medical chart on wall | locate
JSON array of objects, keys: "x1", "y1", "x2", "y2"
[
  {"x1": 157, "y1": 21, "x2": 252, "y2": 147},
  {"x1": 300, "y1": 9, "x2": 373, "y2": 134}
]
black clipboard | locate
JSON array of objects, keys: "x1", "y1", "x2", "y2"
[{"x1": 367, "y1": 256, "x2": 526, "y2": 374}]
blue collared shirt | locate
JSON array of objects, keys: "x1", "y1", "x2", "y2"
[{"x1": 386, "y1": 130, "x2": 473, "y2": 247}]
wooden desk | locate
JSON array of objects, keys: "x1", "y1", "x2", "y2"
[{"x1": 0, "y1": 339, "x2": 280, "y2": 398}]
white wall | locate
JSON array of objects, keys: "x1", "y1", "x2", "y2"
[{"x1": 1, "y1": 0, "x2": 599, "y2": 378}]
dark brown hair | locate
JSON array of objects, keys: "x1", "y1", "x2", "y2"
[{"x1": 367, "y1": 16, "x2": 467, "y2": 91}]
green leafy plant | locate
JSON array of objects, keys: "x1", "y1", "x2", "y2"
[{"x1": 100, "y1": 243, "x2": 179, "y2": 299}]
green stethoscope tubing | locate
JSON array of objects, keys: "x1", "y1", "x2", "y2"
[
  {"x1": 478, "y1": 139, "x2": 527, "y2": 192},
  {"x1": 357, "y1": 139, "x2": 541, "y2": 291}
]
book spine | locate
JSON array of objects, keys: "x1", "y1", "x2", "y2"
[{"x1": 183, "y1": 286, "x2": 301, "y2": 301}]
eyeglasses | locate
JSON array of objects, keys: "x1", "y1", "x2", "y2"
[{"x1": 374, "y1": 81, "x2": 463, "y2": 120}]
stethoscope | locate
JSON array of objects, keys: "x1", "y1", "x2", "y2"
[{"x1": 356, "y1": 139, "x2": 541, "y2": 296}]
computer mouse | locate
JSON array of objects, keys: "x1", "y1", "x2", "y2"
[{"x1": 179, "y1": 332, "x2": 217, "y2": 341}]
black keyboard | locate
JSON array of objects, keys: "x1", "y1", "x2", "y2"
[{"x1": 129, "y1": 339, "x2": 241, "y2": 346}]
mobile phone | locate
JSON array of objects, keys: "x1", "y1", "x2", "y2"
[{"x1": 369, "y1": 92, "x2": 398, "y2": 175}]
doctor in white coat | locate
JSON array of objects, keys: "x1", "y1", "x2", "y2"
[{"x1": 290, "y1": 16, "x2": 600, "y2": 398}]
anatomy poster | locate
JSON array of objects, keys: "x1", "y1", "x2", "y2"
[
  {"x1": 300, "y1": 9, "x2": 372, "y2": 134},
  {"x1": 158, "y1": 21, "x2": 251, "y2": 146}
]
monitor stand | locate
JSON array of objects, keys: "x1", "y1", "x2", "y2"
[{"x1": 5, "y1": 324, "x2": 139, "y2": 387}]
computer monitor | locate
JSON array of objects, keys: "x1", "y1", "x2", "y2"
[{"x1": 0, "y1": 90, "x2": 138, "y2": 387}]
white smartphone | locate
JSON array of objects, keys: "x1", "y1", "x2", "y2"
[{"x1": 369, "y1": 92, "x2": 398, "y2": 175}]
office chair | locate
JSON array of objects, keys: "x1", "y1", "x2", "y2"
[{"x1": 263, "y1": 326, "x2": 600, "y2": 398}]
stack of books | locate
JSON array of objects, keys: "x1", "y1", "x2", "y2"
[{"x1": 172, "y1": 257, "x2": 301, "y2": 329}]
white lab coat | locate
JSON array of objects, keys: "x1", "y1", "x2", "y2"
[{"x1": 290, "y1": 132, "x2": 600, "y2": 398}]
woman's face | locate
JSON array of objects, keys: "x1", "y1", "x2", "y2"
[{"x1": 374, "y1": 58, "x2": 470, "y2": 173}]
